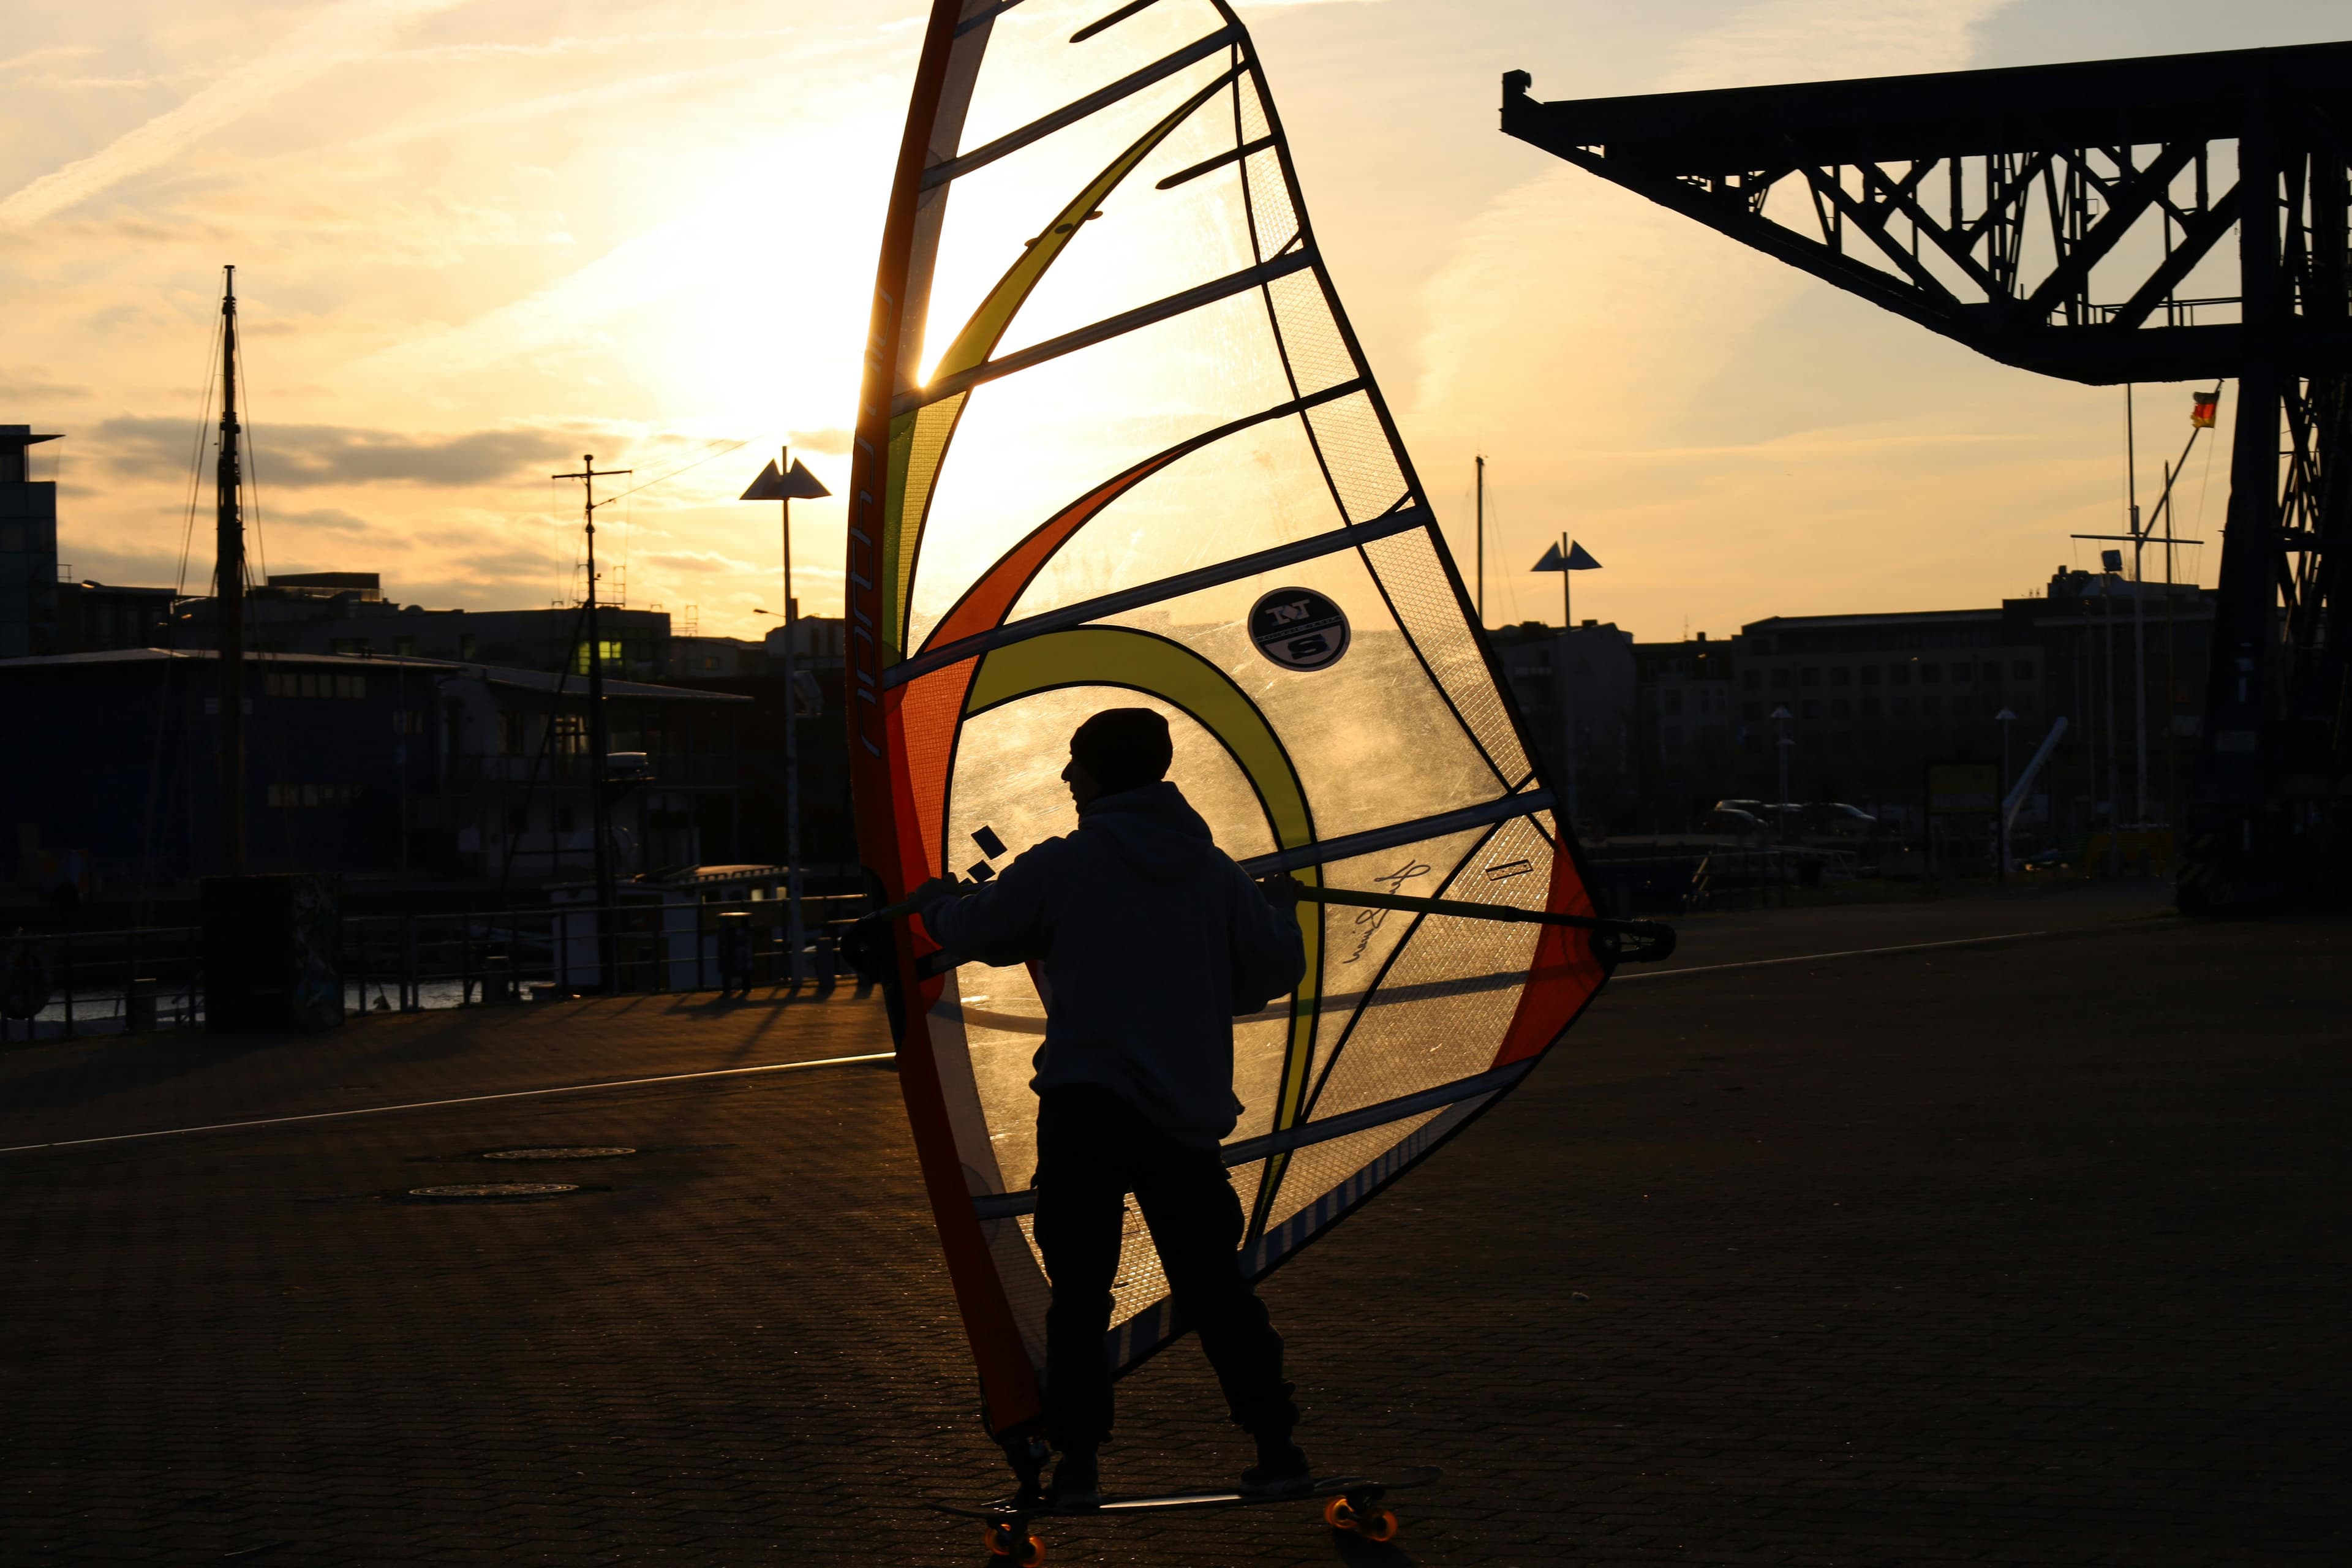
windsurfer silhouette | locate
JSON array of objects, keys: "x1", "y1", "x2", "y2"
[{"x1": 916, "y1": 707, "x2": 1311, "y2": 1509}]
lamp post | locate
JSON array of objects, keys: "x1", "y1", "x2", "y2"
[
  {"x1": 739, "y1": 448, "x2": 832, "y2": 982},
  {"x1": 1531, "y1": 535, "x2": 1602, "y2": 829},
  {"x1": 1995, "y1": 706, "x2": 2018, "y2": 881}
]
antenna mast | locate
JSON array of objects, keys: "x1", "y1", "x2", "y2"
[
  {"x1": 214, "y1": 265, "x2": 247, "y2": 875},
  {"x1": 553, "y1": 454, "x2": 631, "y2": 992}
]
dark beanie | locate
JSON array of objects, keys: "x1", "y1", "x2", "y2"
[{"x1": 1069, "y1": 707, "x2": 1172, "y2": 796}]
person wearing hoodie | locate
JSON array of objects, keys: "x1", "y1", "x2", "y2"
[{"x1": 914, "y1": 706, "x2": 1310, "y2": 1509}]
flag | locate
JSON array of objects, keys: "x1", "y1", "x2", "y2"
[
  {"x1": 2190, "y1": 390, "x2": 2218, "y2": 429},
  {"x1": 1532, "y1": 541, "x2": 1602, "y2": 571}
]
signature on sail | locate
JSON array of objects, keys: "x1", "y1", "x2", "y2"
[{"x1": 1341, "y1": 859, "x2": 1432, "y2": 965}]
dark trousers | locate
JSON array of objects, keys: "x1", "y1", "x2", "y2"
[{"x1": 1033, "y1": 1087, "x2": 1296, "y2": 1452}]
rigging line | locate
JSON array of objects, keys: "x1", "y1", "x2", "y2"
[
  {"x1": 921, "y1": 24, "x2": 1240, "y2": 191},
  {"x1": 175, "y1": 316, "x2": 224, "y2": 600},
  {"x1": 236, "y1": 332, "x2": 268, "y2": 588},
  {"x1": 594, "y1": 435, "x2": 752, "y2": 509},
  {"x1": 894, "y1": 250, "x2": 1314, "y2": 417},
  {"x1": 0, "y1": 1050, "x2": 899, "y2": 1158}
]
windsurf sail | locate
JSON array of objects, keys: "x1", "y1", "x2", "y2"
[{"x1": 846, "y1": 0, "x2": 1614, "y2": 1444}]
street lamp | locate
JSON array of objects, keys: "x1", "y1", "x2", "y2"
[
  {"x1": 1995, "y1": 706, "x2": 2018, "y2": 882},
  {"x1": 1531, "y1": 535, "x2": 1602, "y2": 829},
  {"x1": 1770, "y1": 705, "x2": 1793, "y2": 840},
  {"x1": 739, "y1": 447, "x2": 832, "y2": 982}
]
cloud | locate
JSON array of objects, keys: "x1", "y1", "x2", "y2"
[
  {"x1": 0, "y1": 368, "x2": 90, "y2": 401},
  {"x1": 0, "y1": 0, "x2": 465, "y2": 230},
  {"x1": 96, "y1": 416, "x2": 573, "y2": 488},
  {"x1": 789, "y1": 427, "x2": 853, "y2": 456},
  {"x1": 642, "y1": 549, "x2": 764, "y2": 575},
  {"x1": 270, "y1": 506, "x2": 379, "y2": 534}
]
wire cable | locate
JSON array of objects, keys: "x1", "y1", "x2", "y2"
[
  {"x1": 595, "y1": 434, "x2": 751, "y2": 507},
  {"x1": 174, "y1": 317, "x2": 224, "y2": 598}
]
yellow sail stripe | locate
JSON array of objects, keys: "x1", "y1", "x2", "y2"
[
  {"x1": 878, "y1": 64, "x2": 1238, "y2": 658},
  {"x1": 965, "y1": 627, "x2": 1323, "y2": 1196}
]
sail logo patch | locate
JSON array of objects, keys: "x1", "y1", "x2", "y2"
[{"x1": 1249, "y1": 587, "x2": 1350, "y2": 671}]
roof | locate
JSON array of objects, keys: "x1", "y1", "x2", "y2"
[
  {"x1": 1743, "y1": 609, "x2": 2002, "y2": 635},
  {"x1": 0, "y1": 647, "x2": 750, "y2": 703}
]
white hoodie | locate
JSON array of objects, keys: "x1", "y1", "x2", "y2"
[{"x1": 918, "y1": 781, "x2": 1306, "y2": 1148}]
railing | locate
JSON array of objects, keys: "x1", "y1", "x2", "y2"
[{"x1": 0, "y1": 894, "x2": 875, "y2": 1042}]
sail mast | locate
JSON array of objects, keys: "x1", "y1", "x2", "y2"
[{"x1": 214, "y1": 265, "x2": 246, "y2": 876}]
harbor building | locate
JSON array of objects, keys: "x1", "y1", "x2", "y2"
[
  {"x1": 1, "y1": 649, "x2": 750, "y2": 897},
  {"x1": 0, "y1": 426, "x2": 62, "y2": 658}
]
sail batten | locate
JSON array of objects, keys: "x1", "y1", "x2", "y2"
[{"x1": 847, "y1": 0, "x2": 1610, "y2": 1446}]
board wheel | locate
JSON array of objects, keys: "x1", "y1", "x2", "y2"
[
  {"x1": 1360, "y1": 1508, "x2": 1400, "y2": 1543},
  {"x1": 981, "y1": 1524, "x2": 1045, "y2": 1566},
  {"x1": 1323, "y1": 1496, "x2": 1357, "y2": 1531}
]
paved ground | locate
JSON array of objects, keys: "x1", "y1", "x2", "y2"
[{"x1": 2, "y1": 881, "x2": 2342, "y2": 1566}]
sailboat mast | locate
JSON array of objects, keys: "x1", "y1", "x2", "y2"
[{"x1": 214, "y1": 265, "x2": 247, "y2": 876}]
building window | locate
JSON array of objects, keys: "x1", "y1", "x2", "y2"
[
  {"x1": 556, "y1": 804, "x2": 578, "y2": 834},
  {"x1": 1830, "y1": 698, "x2": 1850, "y2": 719},
  {"x1": 1893, "y1": 696, "x2": 1911, "y2": 717},
  {"x1": 1831, "y1": 731, "x2": 1853, "y2": 753},
  {"x1": 266, "y1": 672, "x2": 366, "y2": 699},
  {"x1": 497, "y1": 712, "x2": 526, "y2": 754},
  {"x1": 1890, "y1": 663, "x2": 1911, "y2": 687},
  {"x1": 573, "y1": 639, "x2": 623, "y2": 675},
  {"x1": 553, "y1": 715, "x2": 588, "y2": 755},
  {"x1": 2013, "y1": 658, "x2": 2034, "y2": 679},
  {"x1": 507, "y1": 804, "x2": 530, "y2": 835},
  {"x1": 1920, "y1": 662, "x2": 1942, "y2": 684},
  {"x1": 1744, "y1": 671, "x2": 1762, "y2": 690},
  {"x1": 1830, "y1": 666, "x2": 1850, "y2": 687},
  {"x1": 1801, "y1": 667, "x2": 1820, "y2": 687},
  {"x1": 1921, "y1": 693, "x2": 1942, "y2": 716},
  {"x1": 1801, "y1": 699, "x2": 1820, "y2": 719},
  {"x1": 267, "y1": 782, "x2": 368, "y2": 808},
  {"x1": 1664, "y1": 690, "x2": 1683, "y2": 715},
  {"x1": 459, "y1": 634, "x2": 477, "y2": 660},
  {"x1": 1742, "y1": 701, "x2": 1762, "y2": 720},
  {"x1": 332, "y1": 638, "x2": 371, "y2": 657},
  {"x1": 1861, "y1": 696, "x2": 1880, "y2": 718},
  {"x1": 1771, "y1": 669, "x2": 1790, "y2": 689},
  {"x1": 393, "y1": 709, "x2": 424, "y2": 735},
  {"x1": 1860, "y1": 665, "x2": 1879, "y2": 686}
]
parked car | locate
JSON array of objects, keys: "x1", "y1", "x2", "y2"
[
  {"x1": 1702, "y1": 807, "x2": 1767, "y2": 839},
  {"x1": 1801, "y1": 802, "x2": 1880, "y2": 837}
]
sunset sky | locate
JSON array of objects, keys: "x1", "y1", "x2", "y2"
[{"x1": 4, "y1": 0, "x2": 2343, "y2": 645}]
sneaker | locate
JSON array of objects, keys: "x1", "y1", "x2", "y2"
[
  {"x1": 1044, "y1": 1449, "x2": 1101, "y2": 1511},
  {"x1": 1240, "y1": 1438, "x2": 1312, "y2": 1496}
]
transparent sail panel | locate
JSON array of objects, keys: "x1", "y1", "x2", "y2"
[{"x1": 907, "y1": 289, "x2": 1297, "y2": 656}]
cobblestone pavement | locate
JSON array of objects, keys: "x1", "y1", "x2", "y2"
[{"x1": 2, "y1": 894, "x2": 2342, "y2": 1566}]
